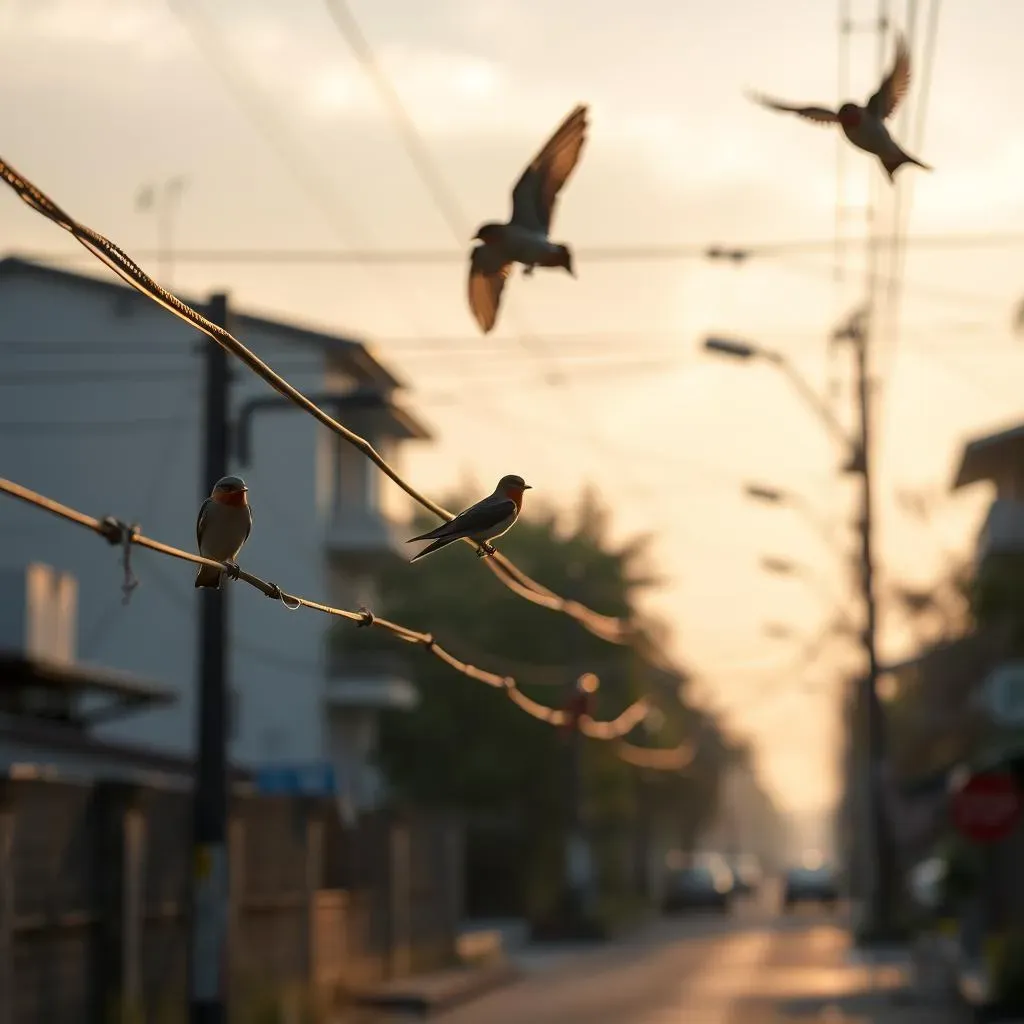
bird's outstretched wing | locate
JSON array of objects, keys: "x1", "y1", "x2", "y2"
[
  {"x1": 510, "y1": 104, "x2": 589, "y2": 235},
  {"x1": 468, "y1": 244, "x2": 512, "y2": 334},
  {"x1": 748, "y1": 91, "x2": 838, "y2": 125},
  {"x1": 409, "y1": 498, "x2": 517, "y2": 542},
  {"x1": 196, "y1": 497, "x2": 213, "y2": 548},
  {"x1": 866, "y1": 34, "x2": 910, "y2": 120}
]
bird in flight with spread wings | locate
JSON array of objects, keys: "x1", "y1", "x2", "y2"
[
  {"x1": 748, "y1": 33, "x2": 931, "y2": 182},
  {"x1": 467, "y1": 104, "x2": 589, "y2": 334}
]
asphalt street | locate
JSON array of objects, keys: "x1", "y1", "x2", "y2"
[{"x1": 358, "y1": 896, "x2": 968, "y2": 1024}]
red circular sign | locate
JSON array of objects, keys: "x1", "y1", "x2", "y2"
[{"x1": 950, "y1": 771, "x2": 1022, "y2": 844}]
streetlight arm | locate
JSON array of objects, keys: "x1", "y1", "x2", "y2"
[{"x1": 773, "y1": 357, "x2": 853, "y2": 451}]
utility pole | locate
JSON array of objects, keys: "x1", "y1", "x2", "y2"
[
  {"x1": 836, "y1": 307, "x2": 897, "y2": 942},
  {"x1": 189, "y1": 293, "x2": 232, "y2": 1024}
]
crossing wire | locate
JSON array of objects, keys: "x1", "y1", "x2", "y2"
[
  {"x1": 0, "y1": 154, "x2": 629, "y2": 644},
  {"x1": 0, "y1": 475, "x2": 655, "y2": 741}
]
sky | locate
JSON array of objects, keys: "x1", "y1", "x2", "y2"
[{"x1": 3, "y1": 0, "x2": 1024, "y2": 814}]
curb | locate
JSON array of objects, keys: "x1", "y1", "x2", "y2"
[{"x1": 350, "y1": 960, "x2": 521, "y2": 1016}]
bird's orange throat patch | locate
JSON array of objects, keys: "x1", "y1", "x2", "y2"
[
  {"x1": 213, "y1": 489, "x2": 248, "y2": 507},
  {"x1": 504, "y1": 486, "x2": 525, "y2": 510},
  {"x1": 839, "y1": 108, "x2": 861, "y2": 128}
]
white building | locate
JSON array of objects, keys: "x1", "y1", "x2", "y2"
[{"x1": 0, "y1": 255, "x2": 431, "y2": 812}]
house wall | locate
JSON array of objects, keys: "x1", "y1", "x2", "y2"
[{"x1": 0, "y1": 263, "x2": 415, "y2": 782}]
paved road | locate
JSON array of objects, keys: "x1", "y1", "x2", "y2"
[{"x1": 364, "y1": 901, "x2": 967, "y2": 1024}]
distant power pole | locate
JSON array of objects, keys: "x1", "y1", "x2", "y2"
[
  {"x1": 834, "y1": 307, "x2": 897, "y2": 942},
  {"x1": 135, "y1": 176, "x2": 188, "y2": 288},
  {"x1": 188, "y1": 293, "x2": 232, "y2": 1024}
]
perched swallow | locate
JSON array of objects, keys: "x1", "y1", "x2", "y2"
[
  {"x1": 195, "y1": 475, "x2": 253, "y2": 589},
  {"x1": 468, "y1": 104, "x2": 589, "y2": 334},
  {"x1": 408, "y1": 475, "x2": 532, "y2": 562},
  {"x1": 749, "y1": 33, "x2": 931, "y2": 181}
]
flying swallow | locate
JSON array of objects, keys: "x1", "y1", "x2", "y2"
[
  {"x1": 749, "y1": 33, "x2": 931, "y2": 181},
  {"x1": 468, "y1": 104, "x2": 589, "y2": 333},
  {"x1": 195, "y1": 475, "x2": 253, "y2": 589},
  {"x1": 408, "y1": 475, "x2": 532, "y2": 562}
]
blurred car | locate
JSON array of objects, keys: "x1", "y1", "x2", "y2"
[
  {"x1": 782, "y1": 863, "x2": 839, "y2": 911},
  {"x1": 663, "y1": 861, "x2": 734, "y2": 913},
  {"x1": 726, "y1": 854, "x2": 763, "y2": 896}
]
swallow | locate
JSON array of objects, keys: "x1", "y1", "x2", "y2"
[
  {"x1": 468, "y1": 104, "x2": 589, "y2": 333},
  {"x1": 195, "y1": 475, "x2": 253, "y2": 589},
  {"x1": 749, "y1": 33, "x2": 931, "y2": 182},
  {"x1": 408, "y1": 475, "x2": 532, "y2": 562}
]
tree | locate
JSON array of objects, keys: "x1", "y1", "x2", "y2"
[{"x1": 332, "y1": 486, "x2": 732, "y2": 920}]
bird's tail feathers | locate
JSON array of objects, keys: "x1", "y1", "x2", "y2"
[
  {"x1": 407, "y1": 523, "x2": 450, "y2": 543},
  {"x1": 409, "y1": 536, "x2": 459, "y2": 563},
  {"x1": 195, "y1": 565, "x2": 223, "y2": 589},
  {"x1": 883, "y1": 150, "x2": 931, "y2": 179}
]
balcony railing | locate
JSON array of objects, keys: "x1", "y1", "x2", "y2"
[
  {"x1": 326, "y1": 649, "x2": 411, "y2": 680},
  {"x1": 325, "y1": 506, "x2": 406, "y2": 558},
  {"x1": 325, "y1": 636, "x2": 417, "y2": 711}
]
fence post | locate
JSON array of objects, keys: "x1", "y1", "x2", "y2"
[
  {"x1": 389, "y1": 820, "x2": 412, "y2": 979},
  {"x1": 0, "y1": 779, "x2": 14, "y2": 1024},
  {"x1": 91, "y1": 780, "x2": 146, "y2": 1024},
  {"x1": 446, "y1": 817, "x2": 464, "y2": 963},
  {"x1": 303, "y1": 801, "x2": 325, "y2": 1003},
  {"x1": 227, "y1": 806, "x2": 246, "y2": 1004}
]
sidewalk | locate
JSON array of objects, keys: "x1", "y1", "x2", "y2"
[{"x1": 773, "y1": 939, "x2": 970, "y2": 1023}]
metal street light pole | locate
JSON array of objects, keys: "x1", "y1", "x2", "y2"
[
  {"x1": 759, "y1": 555, "x2": 851, "y2": 621},
  {"x1": 703, "y1": 336, "x2": 850, "y2": 447},
  {"x1": 743, "y1": 482, "x2": 844, "y2": 557},
  {"x1": 704, "y1": 318, "x2": 896, "y2": 940},
  {"x1": 833, "y1": 309, "x2": 895, "y2": 942},
  {"x1": 136, "y1": 175, "x2": 188, "y2": 287}
]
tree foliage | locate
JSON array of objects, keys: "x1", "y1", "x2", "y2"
[{"x1": 333, "y1": 486, "x2": 735, "y2": 915}]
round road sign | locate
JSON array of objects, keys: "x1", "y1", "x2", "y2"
[{"x1": 950, "y1": 771, "x2": 1022, "y2": 844}]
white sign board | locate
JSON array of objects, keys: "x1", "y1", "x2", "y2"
[{"x1": 982, "y1": 661, "x2": 1024, "y2": 726}]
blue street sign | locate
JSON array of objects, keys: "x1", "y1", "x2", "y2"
[{"x1": 254, "y1": 761, "x2": 337, "y2": 796}]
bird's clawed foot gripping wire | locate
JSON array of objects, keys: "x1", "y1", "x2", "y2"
[
  {"x1": 477, "y1": 542, "x2": 497, "y2": 558},
  {"x1": 223, "y1": 560, "x2": 242, "y2": 582}
]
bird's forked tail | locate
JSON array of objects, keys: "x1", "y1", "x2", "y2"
[
  {"x1": 883, "y1": 149, "x2": 932, "y2": 180},
  {"x1": 409, "y1": 535, "x2": 459, "y2": 563}
]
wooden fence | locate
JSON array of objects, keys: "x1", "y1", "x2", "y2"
[{"x1": 0, "y1": 775, "x2": 462, "y2": 1023}]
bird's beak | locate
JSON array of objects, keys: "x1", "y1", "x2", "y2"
[
  {"x1": 523, "y1": 484, "x2": 533, "y2": 490},
  {"x1": 471, "y1": 232, "x2": 482, "y2": 242}
]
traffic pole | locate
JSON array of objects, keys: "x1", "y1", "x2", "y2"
[{"x1": 189, "y1": 293, "x2": 232, "y2": 1023}]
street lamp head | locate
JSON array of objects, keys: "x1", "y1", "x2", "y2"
[
  {"x1": 744, "y1": 483, "x2": 785, "y2": 504},
  {"x1": 760, "y1": 555, "x2": 798, "y2": 576},
  {"x1": 703, "y1": 336, "x2": 758, "y2": 360}
]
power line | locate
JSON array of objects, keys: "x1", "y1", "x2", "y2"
[
  {"x1": 0, "y1": 474, "x2": 651, "y2": 740},
  {"x1": 322, "y1": 0, "x2": 467, "y2": 242},
  {"x1": 163, "y1": 0, "x2": 434, "y2": 339},
  {"x1": 319, "y1": 0, "x2": 664, "y2": 503},
  {"x1": 0, "y1": 154, "x2": 629, "y2": 643},
  {"x1": 20, "y1": 230, "x2": 1024, "y2": 267},
  {"x1": 0, "y1": 415, "x2": 192, "y2": 433}
]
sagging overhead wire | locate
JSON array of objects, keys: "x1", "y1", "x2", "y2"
[
  {"x1": 0, "y1": 155, "x2": 629, "y2": 645},
  {"x1": 0, "y1": 475, "x2": 649, "y2": 739},
  {"x1": 615, "y1": 739, "x2": 696, "y2": 770}
]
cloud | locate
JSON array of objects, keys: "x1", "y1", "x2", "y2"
[{"x1": 3, "y1": 0, "x2": 176, "y2": 59}]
